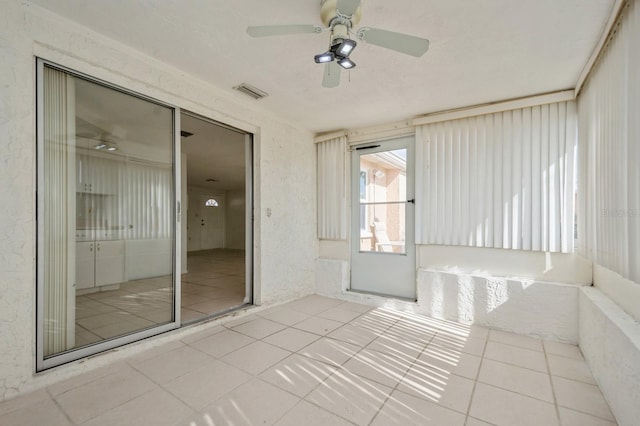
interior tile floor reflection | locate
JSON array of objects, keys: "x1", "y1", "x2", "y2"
[
  {"x1": 8, "y1": 295, "x2": 617, "y2": 425},
  {"x1": 75, "y1": 249, "x2": 246, "y2": 347}
]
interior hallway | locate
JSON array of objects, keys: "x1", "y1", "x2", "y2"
[{"x1": 4, "y1": 295, "x2": 615, "y2": 425}]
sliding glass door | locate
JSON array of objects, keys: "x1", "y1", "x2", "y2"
[{"x1": 37, "y1": 60, "x2": 181, "y2": 369}]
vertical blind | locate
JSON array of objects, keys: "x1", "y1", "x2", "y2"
[
  {"x1": 43, "y1": 67, "x2": 75, "y2": 355},
  {"x1": 317, "y1": 136, "x2": 347, "y2": 240},
  {"x1": 577, "y1": 0, "x2": 640, "y2": 282},
  {"x1": 416, "y1": 101, "x2": 577, "y2": 252}
]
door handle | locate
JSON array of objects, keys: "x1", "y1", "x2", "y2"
[{"x1": 407, "y1": 199, "x2": 415, "y2": 204}]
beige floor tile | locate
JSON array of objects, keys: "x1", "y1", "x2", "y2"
[
  {"x1": 544, "y1": 340, "x2": 585, "y2": 360},
  {"x1": 552, "y1": 376, "x2": 615, "y2": 421},
  {"x1": 221, "y1": 340, "x2": 291, "y2": 375},
  {"x1": 197, "y1": 379, "x2": 300, "y2": 426},
  {"x1": 187, "y1": 297, "x2": 244, "y2": 314},
  {"x1": 338, "y1": 301, "x2": 374, "y2": 313},
  {"x1": 293, "y1": 316, "x2": 344, "y2": 336},
  {"x1": 547, "y1": 354, "x2": 597, "y2": 385},
  {"x1": 371, "y1": 389, "x2": 466, "y2": 426},
  {"x1": 352, "y1": 308, "x2": 402, "y2": 331},
  {"x1": 91, "y1": 316, "x2": 156, "y2": 339},
  {"x1": 367, "y1": 334, "x2": 424, "y2": 362},
  {"x1": 179, "y1": 324, "x2": 225, "y2": 345},
  {"x1": 81, "y1": 388, "x2": 193, "y2": 426},
  {"x1": 478, "y1": 359, "x2": 554, "y2": 402},
  {"x1": 187, "y1": 329, "x2": 254, "y2": 358},
  {"x1": 343, "y1": 348, "x2": 412, "y2": 388},
  {"x1": 287, "y1": 295, "x2": 345, "y2": 315},
  {"x1": 259, "y1": 354, "x2": 337, "y2": 398},
  {"x1": 417, "y1": 345, "x2": 482, "y2": 380},
  {"x1": 469, "y1": 382, "x2": 559, "y2": 426},
  {"x1": 163, "y1": 358, "x2": 251, "y2": 410},
  {"x1": 397, "y1": 365, "x2": 475, "y2": 414},
  {"x1": 48, "y1": 362, "x2": 131, "y2": 397},
  {"x1": 230, "y1": 318, "x2": 287, "y2": 339},
  {"x1": 484, "y1": 340, "x2": 548, "y2": 372},
  {"x1": 429, "y1": 334, "x2": 487, "y2": 357},
  {"x1": 131, "y1": 345, "x2": 213, "y2": 384},
  {"x1": 180, "y1": 307, "x2": 207, "y2": 323},
  {"x1": 53, "y1": 365, "x2": 157, "y2": 424},
  {"x1": 465, "y1": 417, "x2": 494, "y2": 426},
  {"x1": 0, "y1": 389, "x2": 50, "y2": 416},
  {"x1": 0, "y1": 396, "x2": 72, "y2": 426},
  {"x1": 326, "y1": 323, "x2": 379, "y2": 347},
  {"x1": 489, "y1": 329, "x2": 543, "y2": 351},
  {"x1": 558, "y1": 407, "x2": 617, "y2": 426},
  {"x1": 317, "y1": 306, "x2": 363, "y2": 323},
  {"x1": 306, "y1": 369, "x2": 393, "y2": 426},
  {"x1": 275, "y1": 400, "x2": 354, "y2": 426},
  {"x1": 263, "y1": 327, "x2": 320, "y2": 352},
  {"x1": 223, "y1": 313, "x2": 259, "y2": 328},
  {"x1": 125, "y1": 340, "x2": 185, "y2": 364},
  {"x1": 298, "y1": 337, "x2": 360, "y2": 366},
  {"x1": 259, "y1": 307, "x2": 312, "y2": 326}
]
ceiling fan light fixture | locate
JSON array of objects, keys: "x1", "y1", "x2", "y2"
[
  {"x1": 314, "y1": 51, "x2": 335, "y2": 63},
  {"x1": 338, "y1": 57, "x2": 356, "y2": 69},
  {"x1": 335, "y1": 38, "x2": 356, "y2": 57}
]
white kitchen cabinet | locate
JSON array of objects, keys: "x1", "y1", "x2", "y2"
[
  {"x1": 76, "y1": 240, "x2": 125, "y2": 290},
  {"x1": 76, "y1": 242, "x2": 96, "y2": 290},
  {"x1": 95, "y1": 241, "x2": 126, "y2": 286},
  {"x1": 76, "y1": 155, "x2": 119, "y2": 194}
]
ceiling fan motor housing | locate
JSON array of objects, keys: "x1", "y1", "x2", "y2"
[{"x1": 320, "y1": 0, "x2": 362, "y2": 28}]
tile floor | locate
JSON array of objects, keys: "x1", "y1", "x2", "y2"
[
  {"x1": 4, "y1": 295, "x2": 617, "y2": 425},
  {"x1": 74, "y1": 249, "x2": 246, "y2": 347}
]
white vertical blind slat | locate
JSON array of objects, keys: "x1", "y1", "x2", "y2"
[
  {"x1": 578, "y1": 0, "x2": 640, "y2": 283},
  {"x1": 317, "y1": 136, "x2": 347, "y2": 240},
  {"x1": 415, "y1": 100, "x2": 577, "y2": 253}
]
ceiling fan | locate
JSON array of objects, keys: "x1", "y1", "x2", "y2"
[{"x1": 247, "y1": 0, "x2": 429, "y2": 88}]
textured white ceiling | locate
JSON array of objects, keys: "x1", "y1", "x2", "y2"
[{"x1": 29, "y1": 0, "x2": 615, "y2": 133}]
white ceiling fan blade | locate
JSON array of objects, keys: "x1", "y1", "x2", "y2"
[
  {"x1": 322, "y1": 62, "x2": 341, "y2": 88},
  {"x1": 246, "y1": 25, "x2": 322, "y2": 37},
  {"x1": 336, "y1": 0, "x2": 361, "y2": 16},
  {"x1": 357, "y1": 27, "x2": 430, "y2": 57}
]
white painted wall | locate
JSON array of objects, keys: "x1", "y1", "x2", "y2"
[
  {"x1": 316, "y1": 245, "x2": 587, "y2": 342},
  {"x1": 579, "y1": 287, "x2": 640, "y2": 426},
  {"x1": 418, "y1": 246, "x2": 592, "y2": 285},
  {"x1": 593, "y1": 264, "x2": 640, "y2": 323},
  {"x1": 0, "y1": 1, "x2": 316, "y2": 401}
]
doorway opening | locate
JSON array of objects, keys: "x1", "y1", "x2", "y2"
[{"x1": 180, "y1": 112, "x2": 253, "y2": 324}]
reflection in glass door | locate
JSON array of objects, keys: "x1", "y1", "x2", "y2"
[
  {"x1": 350, "y1": 136, "x2": 416, "y2": 299},
  {"x1": 37, "y1": 60, "x2": 180, "y2": 369}
]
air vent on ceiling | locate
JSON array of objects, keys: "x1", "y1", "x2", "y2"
[
  {"x1": 180, "y1": 130, "x2": 194, "y2": 138},
  {"x1": 233, "y1": 83, "x2": 269, "y2": 100}
]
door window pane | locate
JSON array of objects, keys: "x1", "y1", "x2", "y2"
[
  {"x1": 40, "y1": 64, "x2": 175, "y2": 359},
  {"x1": 358, "y1": 149, "x2": 407, "y2": 253}
]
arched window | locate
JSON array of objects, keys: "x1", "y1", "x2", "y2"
[{"x1": 205, "y1": 198, "x2": 219, "y2": 207}]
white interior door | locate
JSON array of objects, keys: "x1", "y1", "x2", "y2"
[
  {"x1": 350, "y1": 136, "x2": 416, "y2": 299},
  {"x1": 188, "y1": 191, "x2": 225, "y2": 251},
  {"x1": 199, "y1": 193, "x2": 225, "y2": 249}
]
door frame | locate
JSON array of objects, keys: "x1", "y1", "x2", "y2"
[{"x1": 349, "y1": 135, "x2": 417, "y2": 300}]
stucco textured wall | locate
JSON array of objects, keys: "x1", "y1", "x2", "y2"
[
  {"x1": 0, "y1": 1, "x2": 316, "y2": 401},
  {"x1": 579, "y1": 287, "x2": 640, "y2": 426}
]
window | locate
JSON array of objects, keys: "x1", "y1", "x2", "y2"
[
  {"x1": 37, "y1": 60, "x2": 178, "y2": 370},
  {"x1": 205, "y1": 198, "x2": 219, "y2": 207}
]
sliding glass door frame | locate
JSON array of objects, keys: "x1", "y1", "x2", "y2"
[{"x1": 36, "y1": 58, "x2": 182, "y2": 371}]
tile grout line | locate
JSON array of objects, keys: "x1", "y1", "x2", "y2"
[
  {"x1": 463, "y1": 331, "x2": 490, "y2": 426},
  {"x1": 543, "y1": 341, "x2": 563, "y2": 426}
]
